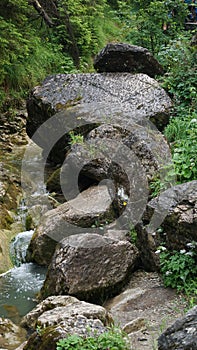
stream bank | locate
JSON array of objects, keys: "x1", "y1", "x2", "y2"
[
  {"x1": 0, "y1": 106, "x2": 28, "y2": 272},
  {"x1": 0, "y1": 107, "x2": 47, "y2": 348}
]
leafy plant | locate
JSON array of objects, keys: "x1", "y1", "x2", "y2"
[
  {"x1": 129, "y1": 225, "x2": 138, "y2": 244},
  {"x1": 56, "y1": 327, "x2": 129, "y2": 350},
  {"x1": 69, "y1": 131, "x2": 84, "y2": 146},
  {"x1": 157, "y1": 242, "x2": 197, "y2": 299},
  {"x1": 164, "y1": 113, "x2": 197, "y2": 183},
  {"x1": 158, "y1": 34, "x2": 197, "y2": 111},
  {"x1": 149, "y1": 162, "x2": 177, "y2": 198}
]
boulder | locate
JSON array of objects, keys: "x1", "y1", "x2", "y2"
[
  {"x1": 26, "y1": 72, "x2": 172, "y2": 164},
  {"x1": 136, "y1": 180, "x2": 197, "y2": 271},
  {"x1": 158, "y1": 306, "x2": 197, "y2": 350},
  {"x1": 26, "y1": 184, "x2": 116, "y2": 265},
  {"x1": 21, "y1": 295, "x2": 112, "y2": 332},
  {"x1": 0, "y1": 317, "x2": 26, "y2": 350},
  {"x1": 40, "y1": 233, "x2": 139, "y2": 303},
  {"x1": 57, "y1": 123, "x2": 172, "y2": 200},
  {"x1": 22, "y1": 318, "x2": 107, "y2": 350},
  {"x1": 94, "y1": 42, "x2": 164, "y2": 77},
  {"x1": 20, "y1": 296, "x2": 113, "y2": 350}
]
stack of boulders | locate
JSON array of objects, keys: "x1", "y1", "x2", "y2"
[{"x1": 13, "y1": 43, "x2": 197, "y2": 350}]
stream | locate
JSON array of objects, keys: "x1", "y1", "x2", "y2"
[{"x1": 0, "y1": 144, "x2": 48, "y2": 325}]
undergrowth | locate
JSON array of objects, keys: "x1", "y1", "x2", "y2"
[{"x1": 56, "y1": 327, "x2": 129, "y2": 350}]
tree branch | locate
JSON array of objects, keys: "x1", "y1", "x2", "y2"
[{"x1": 28, "y1": 0, "x2": 54, "y2": 27}]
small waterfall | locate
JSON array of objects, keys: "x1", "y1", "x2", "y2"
[
  {"x1": 0, "y1": 230, "x2": 46, "y2": 324},
  {"x1": 10, "y1": 230, "x2": 34, "y2": 266}
]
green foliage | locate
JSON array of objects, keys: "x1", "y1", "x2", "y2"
[
  {"x1": 157, "y1": 34, "x2": 197, "y2": 184},
  {"x1": 116, "y1": 0, "x2": 187, "y2": 53},
  {"x1": 53, "y1": 0, "x2": 120, "y2": 66},
  {"x1": 0, "y1": 0, "x2": 77, "y2": 110},
  {"x1": 158, "y1": 35, "x2": 197, "y2": 110},
  {"x1": 129, "y1": 225, "x2": 138, "y2": 244},
  {"x1": 56, "y1": 328, "x2": 129, "y2": 350},
  {"x1": 0, "y1": 0, "x2": 123, "y2": 109},
  {"x1": 169, "y1": 116, "x2": 197, "y2": 182},
  {"x1": 149, "y1": 162, "x2": 177, "y2": 198},
  {"x1": 68, "y1": 131, "x2": 84, "y2": 146},
  {"x1": 158, "y1": 242, "x2": 197, "y2": 299}
]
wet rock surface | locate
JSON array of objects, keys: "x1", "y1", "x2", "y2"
[
  {"x1": 0, "y1": 108, "x2": 27, "y2": 152},
  {"x1": 40, "y1": 233, "x2": 139, "y2": 302},
  {"x1": 94, "y1": 42, "x2": 164, "y2": 77},
  {"x1": 0, "y1": 109, "x2": 28, "y2": 273},
  {"x1": 0, "y1": 317, "x2": 26, "y2": 350}
]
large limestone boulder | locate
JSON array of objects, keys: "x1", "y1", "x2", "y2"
[
  {"x1": 21, "y1": 295, "x2": 112, "y2": 332},
  {"x1": 56, "y1": 123, "x2": 172, "y2": 201},
  {"x1": 40, "y1": 233, "x2": 139, "y2": 303},
  {"x1": 158, "y1": 306, "x2": 197, "y2": 350},
  {"x1": 136, "y1": 180, "x2": 197, "y2": 271},
  {"x1": 0, "y1": 317, "x2": 26, "y2": 350},
  {"x1": 26, "y1": 73, "x2": 172, "y2": 164},
  {"x1": 20, "y1": 295, "x2": 113, "y2": 350},
  {"x1": 94, "y1": 42, "x2": 164, "y2": 77},
  {"x1": 22, "y1": 319, "x2": 107, "y2": 350},
  {"x1": 26, "y1": 184, "x2": 116, "y2": 265}
]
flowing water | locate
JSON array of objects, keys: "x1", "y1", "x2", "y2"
[
  {"x1": 0, "y1": 144, "x2": 48, "y2": 324},
  {"x1": 0, "y1": 230, "x2": 46, "y2": 324}
]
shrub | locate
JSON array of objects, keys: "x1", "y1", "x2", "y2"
[
  {"x1": 165, "y1": 113, "x2": 197, "y2": 182},
  {"x1": 157, "y1": 242, "x2": 197, "y2": 300}
]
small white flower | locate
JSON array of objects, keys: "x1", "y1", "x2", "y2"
[
  {"x1": 180, "y1": 249, "x2": 186, "y2": 254},
  {"x1": 165, "y1": 271, "x2": 172, "y2": 276},
  {"x1": 185, "y1": 252, "x2": 193, "y2": 256},
  {"x1": 157, "y1": 228, "x2": 163, "y2": 233},
  {"x1": 155, "y1": 250, "x2": 161, "y2": 254},
  {"x1": 190, "y1": 118, "x2": 197, "y2": 123},
  {"x1": 161, "y1": 246, "x2": 167, "y2": 251}
]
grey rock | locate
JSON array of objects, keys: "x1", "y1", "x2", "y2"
[
  {"x1": 158, "y1": 306, "x2": 197, "y2": 350},
  {"x1": 23, "y1": 318, "x2": 107, "y2": 350},
  {"x1": 40, "y1": 233, "x2": 139, "y2": 302},
  {"x1": 94, "y1": 42, "x2": 164, "y2": 77},
  {"x1": 122, "y1": 318, "x2": 146, "y2": 334},
  {"x1": 136, "y1": 180, "x2": 197, "y2": 270},
  {"x1": 26, "y1": 73, "x2": 172, "y2": 163},
  {"x1": 20, "y1": 296, "x2": 113, "y2": 350},
  {"x1": 58, "y1": 123, "x2": 172, "y2": 200},
  {"x1": 0, "y1": 317, "x2": 26, "y2": 350},
  {"x1": 21, "y1": 295, "x2": 112, "y2": 332},
  {"x1": 26, "y1": 185, "x2": 116, "y2": 265}
]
